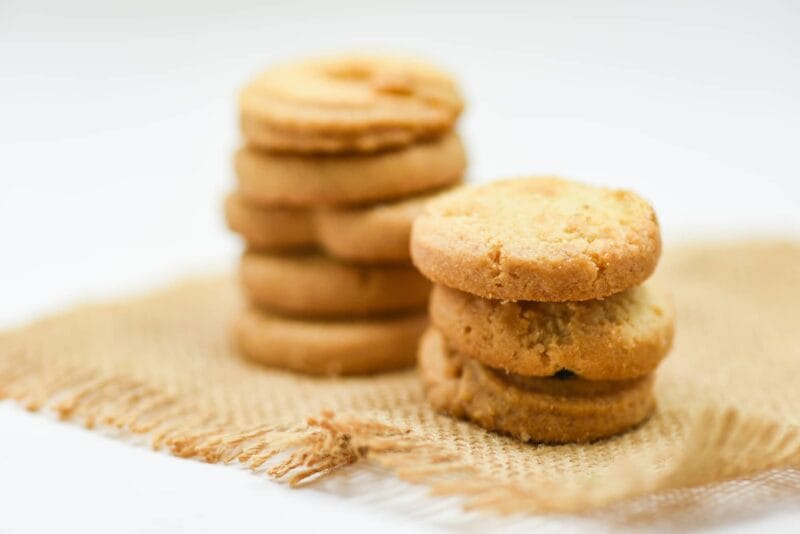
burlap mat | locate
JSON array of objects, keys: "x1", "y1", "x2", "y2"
[{"x1": 2, "y1": 241, "x2": 799, "y2": 523}]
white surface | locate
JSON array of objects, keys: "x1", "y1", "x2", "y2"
[{"x1": 1, "y1": 0, "x2": 799, "y2": 532}]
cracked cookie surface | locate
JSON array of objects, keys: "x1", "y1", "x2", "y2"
[
  {"x1": 429, "y1": 283, "x2": 674, "y2": 380},
  {"x1": 418, "y1": 327, "x2": 656, "y2": 443},
  {"x1": 411, "y1": 177, "x2": 661, "y2": 301}
]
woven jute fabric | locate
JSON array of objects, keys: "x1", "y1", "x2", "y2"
[{"x1": 2, "y1": 241, "x2": 799, "y2": 522}]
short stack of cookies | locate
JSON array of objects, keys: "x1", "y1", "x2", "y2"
[
  {"x1": 412, "y1": 177, "x2": 675, "y2": 443},
  {"x1": 226, "y1": 54, "x2": 466, "y2": 375}
]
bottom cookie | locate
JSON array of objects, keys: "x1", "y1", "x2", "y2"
[
  {"x1": 235, "y1": 307, "x2": 427, "y2": 375},
  {"x1": 418, "y1": 328, "x2": 655, "y2": 443}
]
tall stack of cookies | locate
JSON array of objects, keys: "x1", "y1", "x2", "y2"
[
  {"x1": 226, "y1": 54, "x2": 466, "y2": 375},
  {"x1": 412, "y1": 178, "x2": 675, "y2": 443}
]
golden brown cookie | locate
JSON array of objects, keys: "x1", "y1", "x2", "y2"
[
  {"x1": 411, "y1": 177, "x2": 661, "y2": 301},
  {"x1": 418, "y1": 328, "x2": 655, "y2": 443},
  {"x1": 429, "y1": 283, "x2": 674, "y2": 380},
  {"x1": 240, "y1": 251, "x2": 430, "y2": 317},
  {"x1": 224, "y1": 192, "x2": 315, "y2": 251},
  {"x1": 239, "y1": 54, "x2": 463, "y2": 154},
  {"x1": 235, "y1": 307, "x2": 427, "y2": 375},
  {"x1": 235, "y1": 132, "x2": 465, "y2": 207},
  {"x1": 315, "y1": 185, "x2": 459, "y2": 263}
]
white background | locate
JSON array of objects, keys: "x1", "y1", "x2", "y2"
[{"x1": 1, "y1": 0, "x2": 799, "y2": 532}]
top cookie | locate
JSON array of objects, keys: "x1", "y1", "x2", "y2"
[
  {"x1": 240, "y1": 54, "x2": 463, "y2": 154},
  {"x1": 411, "y1": 177, "x2": 661, "y2": 301}
]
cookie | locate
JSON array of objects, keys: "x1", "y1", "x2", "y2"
[
  {"x1": 235, "y1": 307, "x2": 427, "y2": 375},
  {"x1": 429, "y1": 283, "x2": 674, "y2": 380},
  {"x1": 315, "y1": 185, "x2": 459, "y2": 263},
  {"x1": 240, "y1": 251, "x2": 430, "y2": 317},
  {"x1": 239, "y1": 54, "x2": 463, "y2": 154},
  {"x1": 411, "y1": 177, "x2": 661, "y2": 301},
  {"x1": 224, "y1": 192, "x2": 315, "y2": 251},
  {"x1": 235, "y1": 132, "x2": 465, "y2": 207},
  {"x1": 418, "y1": 328, "x2": 655, "y2": 443}
]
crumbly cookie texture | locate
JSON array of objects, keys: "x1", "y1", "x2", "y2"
[
  {"x1": 224, "y1": 193, "x2": 316, "y2": 251},
  {"x1": 239, "y1": 54, "x2": 463, "y2": 154},
  {"x1": 315, "y1": 185, "x2": 459, "y2": 263},
  {"x1": 430, "y1": 283, "x2": 674, "y2": 380},
  {"x1": 240, "y1": 251, "x2": 430, "y2": 317},
  {"x1": 411, "y1": 177, "x2": 661, "y2": 301},
  {"x1": 235, "y1": 132, "x2": 465, "y2": 207},
  {"x1": 418, "y1": 328, "x2": 655, "y2": 443},
  {"x1": 235, "y1": 307, "x2": 427, "y2": 375}
]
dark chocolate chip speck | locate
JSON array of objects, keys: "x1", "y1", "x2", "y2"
[{"x1": 552, "y1": 369, "x2": 576, "y2": 380}]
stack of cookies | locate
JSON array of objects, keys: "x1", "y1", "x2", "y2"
[
  {"x1": 226, "y1": 54, "x2": 466, "y2": 375},
  {"x1": 412, "y1": 178, "x2": 675, "y2": 443}
]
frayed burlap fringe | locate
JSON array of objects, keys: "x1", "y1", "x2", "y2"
[{"x1": 2, "y1": 241, "x2": 800, "y2": 520}]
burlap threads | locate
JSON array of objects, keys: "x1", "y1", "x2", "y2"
[{"x1": 2, "y1": 242, "x2": 799, "y2": 521}]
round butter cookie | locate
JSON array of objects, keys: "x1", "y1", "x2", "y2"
[
  {"x1": 315, "y1": 185, "x2": 459, "y2": 263},
  {"x1": 239, "y1": 54, "x2": 463, "y2": 154},
  {"x1": 224, "y1": 192, "x2": 315, "y2": 251},
  {"x1": 411, "y1": 177, "x2": 661, "y2": 301},
  {"x1": 235, "y1": 308, "x2": 427, "y2": 375},
  {"x1": 418, "y1": 328, "x2": 655, "y2": 443},
  {"x1": 430, "y1": 284, "x2": 674, "y2": 380},
  {"x1": 235, "y1": 132, "x2": 465, "y2": 207},
  {"x1": 240, "y1": 251, "x2": 430, "y2": 317}
]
